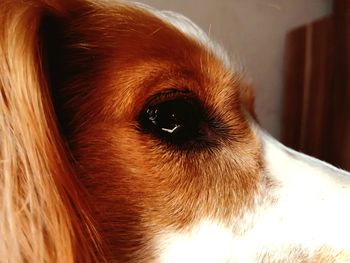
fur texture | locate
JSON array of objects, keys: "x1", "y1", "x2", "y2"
[{"x1": 0, "y1": 0, "x2": 349, "y2": 262}]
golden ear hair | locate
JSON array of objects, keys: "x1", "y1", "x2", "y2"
[{"x1": 0, "y1": 1, "x2": 103, "y2": 262}]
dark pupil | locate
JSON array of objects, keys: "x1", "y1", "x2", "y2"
[{"x1": 140, "y1": 98, "x2": 200, "y2": 142}]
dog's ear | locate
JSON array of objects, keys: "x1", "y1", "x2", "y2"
[{"x1": 0, "y1": 1, "x2": 103, "y2": 262}]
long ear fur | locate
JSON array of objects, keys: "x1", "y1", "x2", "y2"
[{"x1": 0, "y1": 1, "x2": 103, "y2": 262}]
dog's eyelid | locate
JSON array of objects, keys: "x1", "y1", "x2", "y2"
[{"x1": 145, "y1": 88, "x2": 193, "y2": 107}]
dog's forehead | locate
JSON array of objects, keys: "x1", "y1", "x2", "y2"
[
  {"x1": 98, "y1": 2, "x2": 230, "y2": 70},
  {"x1": 133, "y1": 2, "x2": 232, "y2": 68},
  {"x1": 95, "y1": 3, "x2": 239, "y2": 120}
]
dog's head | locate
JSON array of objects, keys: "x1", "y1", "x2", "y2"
[{"x1": 1, "y1": 0, "x2": 350, "y2": 262}]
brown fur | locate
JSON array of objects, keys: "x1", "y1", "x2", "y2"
[
  {"x1": 0, "y1": 1, "x2": 103, "y2": 262},
  {"x1": 1, "y1": 0, "x2": 261, "y2": 261},
  {"x1": 48, "y1": 2, "x2": 262, "y2": 261}
]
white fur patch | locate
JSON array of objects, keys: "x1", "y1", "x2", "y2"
[
  {"x1": 155, "y1": 128, "x2": 350, "y2": 262},
  {"x1": 157, "y1": 220, "x2": 235, "y2": 263},
  {"x1": 259, "y1": 130, "x2": 350, "y2": 251}
]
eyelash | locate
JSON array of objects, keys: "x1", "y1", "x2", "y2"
[{"x1": 145, "y1": 88, "x2": 192, "y2": 107}]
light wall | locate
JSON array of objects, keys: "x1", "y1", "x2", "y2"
[{"x1": 136, "y1": 0, "x2": 332, "y2": 138}]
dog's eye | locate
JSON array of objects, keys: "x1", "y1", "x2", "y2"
[{"x1": 139, "y1": 98, "x2": 202, "y2": 143}]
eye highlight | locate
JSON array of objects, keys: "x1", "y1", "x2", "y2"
[{"x1": 138, "y1": 95, "x2": 203, "y2": 144}]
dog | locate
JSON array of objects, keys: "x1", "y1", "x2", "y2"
[{"x1": 1, "y1": 0, "x2": 350, "y2": 262}]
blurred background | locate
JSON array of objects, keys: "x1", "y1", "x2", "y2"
[{"x1": 138, "y1": 0, "x2": 349, "y2": 171}]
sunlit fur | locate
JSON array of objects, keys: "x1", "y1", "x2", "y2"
[
  {"x1": 0, "y1": 1, "x2": 103, "y2": 262},
  {"x1": 0, "y1": 1, "x2": 349, "y2": 262}
]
